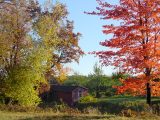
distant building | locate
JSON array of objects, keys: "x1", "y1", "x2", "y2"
[{"x1": 40, "y1": 85, "x2": 88, "y2": 106}]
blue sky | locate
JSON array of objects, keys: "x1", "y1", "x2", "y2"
[{"x1": 39, "y1": 0, "x2": 119, "y2": 76}]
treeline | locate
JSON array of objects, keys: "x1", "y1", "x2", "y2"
[
  {"x1": 63, "y1": 63, "x2": 129, "y2": 97},
  {"x1": 0, "y1": 0, "x2": 82, "y2": 106}
]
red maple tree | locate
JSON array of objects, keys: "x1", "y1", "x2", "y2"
[
  {"x1": 88, "y1": 0, "x2": 160, "y2": 104},
  {"x1": 114, "y1": 77, "x2": 160, "y2": 97}
]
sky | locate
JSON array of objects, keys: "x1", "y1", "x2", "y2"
[{"x1": 39, "y1": 0, "x2": 119, "y2": 76}]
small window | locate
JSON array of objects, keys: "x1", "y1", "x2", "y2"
[{"x1": 79, "y1": 91, "x2": 82, "y2": 97}]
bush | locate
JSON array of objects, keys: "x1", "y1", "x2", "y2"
[
  {"x1": 79, "y1": 95, "x2": 97, "y2": 103},
  {"x1": 119, "y1": 101, "x2": 150, "y2": 112},
  {"x1": 0, "y1": 94, "x2": 5, "y2": 104},
  {"x1": 0, "y1": 104, "x2": 38, "y2": 112}
]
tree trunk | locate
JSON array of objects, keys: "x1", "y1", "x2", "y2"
[
  {"x1": 146, "y1": 82, "x2": 151, "y2": 105},
  {"x1": 96, "y1": 87, "x2": 100, "y2": 98}
]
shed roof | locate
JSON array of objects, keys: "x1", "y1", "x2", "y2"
[{"x1": 50, "y1": 85, "x2": 88, "y2": 92}]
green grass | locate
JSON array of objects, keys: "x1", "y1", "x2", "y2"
[
  {"x1": 98, "y1": 95, "x2": 160, "y2": 103},
  {"x1": 76, "y1": 96, "x2": 160, "y2": 114}
]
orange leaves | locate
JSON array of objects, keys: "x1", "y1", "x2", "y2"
[
  {"x1": 102, "y1": 25, "x2": 116, "y2": 35},
  {"x1": 115, "y1": 78, "x2": 146, "y2": 96},
  {"x1": 88, "y1": 0, "x2": 160, "y2": 75},
  {"x1": 87, "y1": 0, "x2": 160, "y2": 99},
  {"x1": 152, "y1": 82, "x2": 160, "y2": 96},
  {"x1": 115, "y1": 77, "x2": 160, "y2": 96}
]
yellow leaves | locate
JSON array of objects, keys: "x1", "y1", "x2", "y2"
[
  {"x1": 35, "y1": 15, "x2": 60, "y2": 48},
  {"x1": 58, "y1": 71, "x2": 67, "y2": 83},
  {"x1": 4, "y1": 66, "x2": 42, "y2": 106},
  {"x1": 54, "y1": 65, "x2": 72, "y2": 84},
  {"x1": 34, "y1": 3, "x2": 69, "y2": 50},
  {"x1": 52, "y1": 2, "x2": 68, "y2": 21}
]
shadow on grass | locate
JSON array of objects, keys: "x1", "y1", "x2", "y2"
[
  {"x1": 76, "y1": 97, "x2": 160, "y2": 114},
  {"x1": 21, "y1": 115, "x2": 112, "y2": 120}
]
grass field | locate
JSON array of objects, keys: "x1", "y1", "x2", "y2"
[
  {"x1": 0, "y1": 96, "x2": 159, "y2": 120},
  {"x1": 0, "y1": 111, "x2": 160, "y2": 120},
  {"x1": 98, "y1": 96, "x2": 160, "y2": 103},
  {"x1": 77, "y1": 96, "x2": 160, "y2": 114}
]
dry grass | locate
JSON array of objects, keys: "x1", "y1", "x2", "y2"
[
  {"x1": 0, "y1": 111, "x2": 160, "y2": 120},
  {"x1": 0, "y1": 96, "x2": 159, "y2": 120}
]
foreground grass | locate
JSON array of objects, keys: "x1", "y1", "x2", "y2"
[
  {"x1": 0, "y1": 111, "x2": 112, "y2": 120},
  {"x1": 0, "y1": 96, "x2": 159, "y2": 120},
  {"x1": 0, "y1": 111, "x2": 160, "y2": 120}
]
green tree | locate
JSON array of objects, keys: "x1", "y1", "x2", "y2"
[
  {"x1": 64, "y1": 72, "x2": 88, "y2": 86},
  {"x1": 87, "y1": 63, "x2": 107, "y2": 97},
  {"x1": 87, "y1": 63, "x2": 124, "y2": 97},
  {"x1": 4, "y1": 47, "x2": 50, "y2": 106},
  {"x1": 111, "y1": 72, "x2": 130, "y2": 85}
]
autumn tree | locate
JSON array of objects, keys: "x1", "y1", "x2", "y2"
[
  {"x1": 34, "y1": 3, "x2": 83, "y2": 83},
  {"x1": 0, "y1": 0, "x2": 40, "y2": 70},
  {"x1": 0, "y1": 0, "x2": 46, "y2": 106},
  {"x1": 0, "y1": 1, "x2": 82, "y2": 106},
  {"x1": 89, "y1": 0, "x2": 160, "y2": 105}
]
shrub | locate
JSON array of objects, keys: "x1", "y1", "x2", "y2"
[
  {"x1": 0, "y1": 94, "x2": 5, "y2": 104},
  {"x1": 0, "y1": 104, "x2": 38, "y2": 112},
  {"x1": 79, "y1": 95, "x2": 97, "y2": 103},
  {"x1": 119, "y1": 101, "x2": 150, "y2": 112}
]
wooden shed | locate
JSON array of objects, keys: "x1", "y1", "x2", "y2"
[{"x1": 40, "y1": 85, "x2": 88, "y2": 106}]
